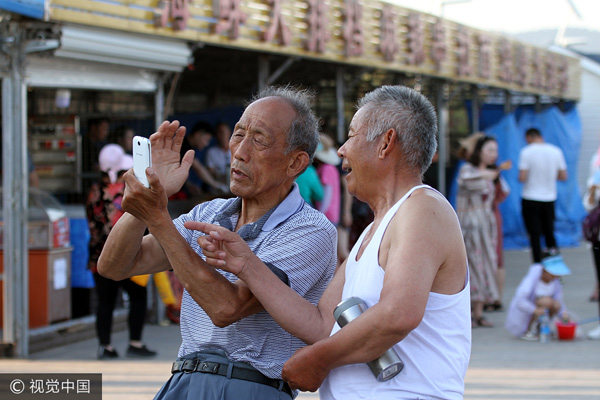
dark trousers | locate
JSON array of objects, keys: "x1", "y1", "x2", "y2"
[
  {"x1": 591, "y1": 244, "x2": 600, "y2": 317},
  {"x1": 521, "y1": 199, "x2": 558, "y2": 263},
  {"x1": 154, "y1": 350, "x2": 293, "y2": 400},
  {"x1": 93, "y1": 272, "x2": 147, "y2": 346}
]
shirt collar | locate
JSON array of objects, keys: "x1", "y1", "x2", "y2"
[{"x1": 214, "y1": 183, "x2": 304, "y2": 240}]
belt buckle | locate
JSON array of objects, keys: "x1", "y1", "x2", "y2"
[{"x1": 182, "y1": 358, "x2": 200, "y2": 373}]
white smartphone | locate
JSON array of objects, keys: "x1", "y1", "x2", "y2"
[{"x1": 133, "y1": 136, "x2": 152, "y2": 187}]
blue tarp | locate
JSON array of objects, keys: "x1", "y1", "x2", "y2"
[
  {"x1": 451, "y1": 104, "x2": 586, "y2": 250},
  {"x1": 69, "y1": 215, "x2": 94, "y2": 289}
]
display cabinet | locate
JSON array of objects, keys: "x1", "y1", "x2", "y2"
[{"x1": 29, "y1": 115, "x2": 82, "y2": 194}]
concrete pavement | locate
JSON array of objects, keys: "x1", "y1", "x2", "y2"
[
  {"x1": 461, "y1": 246, "x2": 600, "y2": 400},
  {"x1": 1, "y1": 245, "x2": 599, "y2": 399}
]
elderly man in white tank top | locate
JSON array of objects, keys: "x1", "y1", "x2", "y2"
[{"x1": 192, "y1": 85, "x2": 472, "y2": 399}]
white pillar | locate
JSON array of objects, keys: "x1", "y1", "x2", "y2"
[{"x1": 437, "y1": 83, "x2": 449, "y2": 196}]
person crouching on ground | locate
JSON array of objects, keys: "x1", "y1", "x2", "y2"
[{"x1": 505, "y1": 256, "x2": 570, "y2": 340}]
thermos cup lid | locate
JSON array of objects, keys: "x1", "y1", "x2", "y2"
[{"x1": 333, "y1": 297, "x2": 367, "y2": 321}]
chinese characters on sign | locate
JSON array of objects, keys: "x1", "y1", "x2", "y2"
[
  {"x1": 557, "y1": 57, "x2": 569, "y2": 92},
  {"x1": 148, "y1": 0, "x2": 570, "y2": 96},
  {"x1": 457, "y1": 26, "x2": 472, "y2": 76},
  {"x1": 263, "y1": 0, "x2": 291, "y2": 45},
  {"x1": 214, "y1": 0, "x2": 247, "y2": 39},
  {"x1": 379, "y1": 5, "x2": 398, "y2": 62},
  {"x1": 154, "y1": 0, "x2": 190, "y2": 30},
  {"x1": 514, "y1": 44, "x2": 528, "y2": 86},
  {"x1": 343, "y1": 0, "x2": 364, "y2": 57},
  {"x1": 406, "y1": 13, "x2": 425, "y2": 66},
  {"x1": 431, "y1": 18, "x2": 447, "y2": 72},
  {"x1": 545, "y1": 54, "x2": 557, "y2": 92},
  {"x1": 306, "y1": 0, "x2": 329, "y2": 53},
  {"x1": 498, "y1": 38, "x2": 513, "y2": 83},
  {"x1": 531, "y1": 48, "x2": 543, "y2": 89},
  {"x1": 478, "y1": 34, "x2": 491, "y2": 79}
]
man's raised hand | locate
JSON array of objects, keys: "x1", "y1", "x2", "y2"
[{"x1": 149, "y1": 120, "x2": 194, "y2": 197}]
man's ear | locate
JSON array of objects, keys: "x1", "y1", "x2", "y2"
[
  {"x1": 378, "y1": 128, "x2": 396, "y2": 159},
  {"x1": 288, "y1": 151, "x2": 310, "y2": 178}
]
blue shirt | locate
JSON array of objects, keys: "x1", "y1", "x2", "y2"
[{"x1": 173, "y1": 183, "x2": 337, "y2": 379}]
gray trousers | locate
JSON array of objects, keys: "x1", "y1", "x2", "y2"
[{"x1": 153, "y1": 350, "x2": 294, "y2": 400}]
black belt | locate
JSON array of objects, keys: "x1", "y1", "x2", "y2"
[{"x1": 171, "y1": 359, "x2": 292, "y2": 397}]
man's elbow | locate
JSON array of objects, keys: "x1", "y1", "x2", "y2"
[
  {"x1": 206, "y1": 295, "x2": 261, "y2": 328},
  {"x1": 97, "y1": 253, "x2": 124, "y2": 281},
  {"x1": 208, "y1": 306, "x2": 242, "y2": 328},
  {"x1": 380, "y1": 304, "x2": 421, "y2": 338},
  {"x1": 392, "y1": 316, "x2": 421, "y2": 336}
]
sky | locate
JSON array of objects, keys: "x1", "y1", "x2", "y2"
[{"x1": 386, "y1": 0, "x2": 600, "y2": 35}]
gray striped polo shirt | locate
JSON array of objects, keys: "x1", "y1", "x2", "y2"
[{"x1": 173, "y1": 183, "x2": 337, "y2": 379}]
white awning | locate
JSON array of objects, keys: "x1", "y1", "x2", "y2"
[
  {"x1": 25, "y1": 56, "x2": 159, "y2": 91},
  {"x1": 55, "y1": 25, "x2": 192, "y2": 72},
  {"x1": 24, "y1": 24, "x2": 192, "y2": 91}
]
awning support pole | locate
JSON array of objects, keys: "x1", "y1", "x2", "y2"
[
  {"x1": 437, "y1": 82, "x2": 449, "y2": 196},
  {"x1": 2, "y1": 21, "x2": 29, "y2": 358}
]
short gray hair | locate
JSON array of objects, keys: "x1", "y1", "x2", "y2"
[
  {"x1": 252, "y1": 85, "x2": 320, "y2": 165},
  {"x1": 357, "y1": 85, "x2": 438, "y2": 175}
]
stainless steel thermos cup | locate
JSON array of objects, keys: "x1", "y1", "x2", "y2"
[{"x1": 333, "y1": 297, "x2": 404, "y2": 382}]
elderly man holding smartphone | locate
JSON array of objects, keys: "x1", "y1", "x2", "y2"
[
  {"x1": 97, "y1": 86, "x2": 337, "y2": 400},
  {"x1": 191, "y1": 86, "x2": 471, "y2": 399}
]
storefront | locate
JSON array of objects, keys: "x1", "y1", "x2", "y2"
[
  {"x1": 1, "y1": 3, "x2": 192, "y2": 356},
  {"x1": 4, "y1": 0, "x2": 582, "y2": 196},
  {"x1": 0, "y1": 0, "x2": 581, "y2": 356}
]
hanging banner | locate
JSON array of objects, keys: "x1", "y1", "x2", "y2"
[{"x1": 46, "y1": 0, "x2": 580, "y2": 100}]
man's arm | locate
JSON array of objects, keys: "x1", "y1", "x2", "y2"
[
  {"x1": 557, "y1": 169, "x2": 568, "y2": 181},
  {"x1": 97, "y1": 212, "x2": 170, "y2": 279},
  {"x1": 282, "y1": 190, "x2": 468, "y2": 391},
  {"x1": 190, "y1": 220, "x2": 342, "y2": 343},
  {"x1": 98, "y1": 120, "x2": 195, "y2": 280},
  {"x1": 518, "y1": 169, "x2": 528, "y2": 183},
  {"x1": 557, "y1": 150, "x2": 568, "y2": 181},
  {"x1": 518, "y1": 150, "x2": 527, "y2": 183},
  {"x1": 98, "y1": 121, "x2": 261, "y2": 326}
]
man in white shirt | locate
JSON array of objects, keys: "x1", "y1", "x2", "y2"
[{"x1": 518, "y1": 128, "x2": 568, "y2": 263}]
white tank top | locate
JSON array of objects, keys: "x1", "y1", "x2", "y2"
[{"x1": 320, "y1": 185, "x2": 471, "y2": 400}]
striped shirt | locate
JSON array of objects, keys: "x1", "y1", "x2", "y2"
[{"x1": 173, "y1": 183, "x2": 337, "y2": 379}]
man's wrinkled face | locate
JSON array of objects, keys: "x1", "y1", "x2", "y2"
[
  {"x1": 338, "y1": 108, "x2": 378, "y2": 198},
  {"x1": 229, "y1": 97, "x2": 296, "y2": 200}
]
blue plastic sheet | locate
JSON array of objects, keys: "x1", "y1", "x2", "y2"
[
  {"x1": 70, "y1": 217, "x2": 94, "y2": 288},
  {"x1": 451, "y1": 104, "x2": 586, "y2": 250}
]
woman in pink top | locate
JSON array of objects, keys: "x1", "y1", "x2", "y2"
[{"x1": 315, "y1": 134, "x2": 342, "y2": 225}]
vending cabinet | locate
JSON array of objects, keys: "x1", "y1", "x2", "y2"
[
  {"x1": 0, "y1": 188, "x2": 72, "y2": 328},
  {"x1": 29, "y1": 115, "x2": 82, "y2": 194}
]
